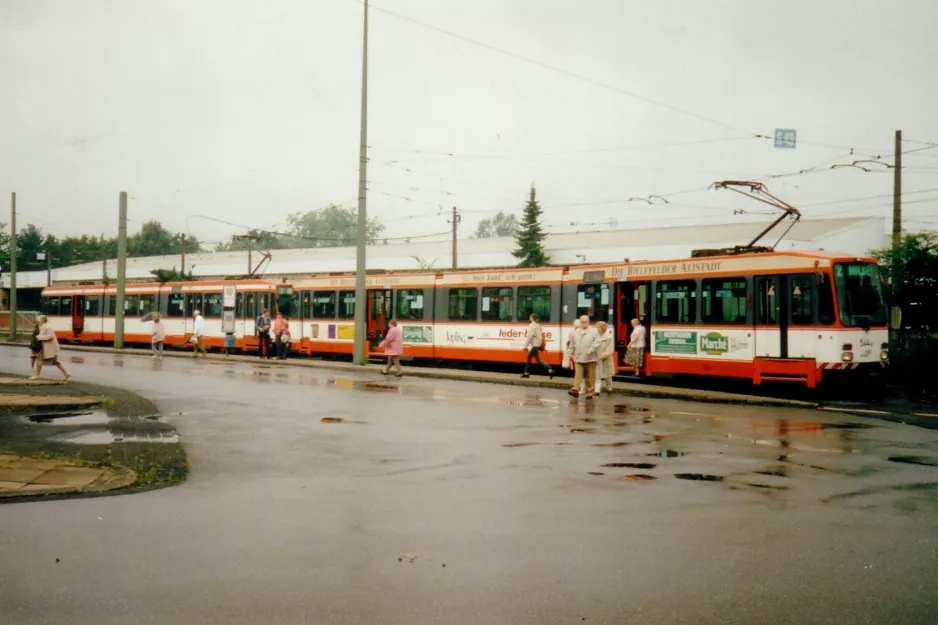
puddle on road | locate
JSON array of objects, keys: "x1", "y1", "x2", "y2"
[
  {"x1": 648, "y1": 449, "x2": 685, "y2": 458},
  {"x1": 53, "y1": 430, "x2": 180, "y2": 444},
  {"x1": 674, "y1": 473, "x2": 724, "y2": 482},
  {"x1": 755, "y1": 467, "x2": 789, "y2": 477},
  {"x1": 321, "y1": 417, "x2": 345, "y2": 424},
  {"x1": 593, "y1": 441, "x2": 630, "y2": 447},
  {"x1": 569, "y1": 428, "x2": 597, "y2": 433},
  {"x1": 619, "y1": 474, "x2": 656, "y2": 481},
  {"x1": 614, "y1": 404, "x2": 652, "y2": 414},
  {"x1": 587, "y1": 471, "x2": 605, "y2": 476},
  {"x1": 603, "y1": 462, "x2": 657, "y2": 469},
  {"x1": 887, "y1": 456, "x2": 938, "y2": 467},
  {"x1": 822, "y1": 422, "x2": 877, "y2": 430},
  {"x1": 743, "y1": 482, "x2": 790, "y2": 491},
  {"x1": 25, "y1": 411, "x2": 111, "y2": 425}
]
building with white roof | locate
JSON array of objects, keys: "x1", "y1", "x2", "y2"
[{"x1": 2, "y1": 216, "x2": 885, "y2": 299}]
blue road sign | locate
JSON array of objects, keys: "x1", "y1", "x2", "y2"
[{"x1": 774, "y1": 129, "x2": 797, "y2": 148}]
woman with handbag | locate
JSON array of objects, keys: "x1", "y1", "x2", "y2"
[{"x1": 31, "y1": 315, "x2": 70, "y2": 381}]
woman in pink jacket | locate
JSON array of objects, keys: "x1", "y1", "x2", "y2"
[{"x1": 379, "y1": 319, "x2": 404, "y2": 377}]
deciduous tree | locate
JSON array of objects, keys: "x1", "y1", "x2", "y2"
[{"x1": 474, "y1": 211, "x2": 519, "y2": 239}]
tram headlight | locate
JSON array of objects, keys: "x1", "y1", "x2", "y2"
[
  {"x1": 841, "y1": 351, "x2": 854, "y2": 362},
  {"x1": 880, "y1": 350, "x2": 889, "y2": 361}
]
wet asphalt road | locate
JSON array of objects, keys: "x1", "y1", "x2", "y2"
[{"x1": 1, "y1": 347, "x2": 937, "y2": 625}]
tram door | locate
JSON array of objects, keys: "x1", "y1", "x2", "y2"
[
  {"x1": 72, "y1": 296, "x2": 86, "y2": 337},
  {"x1": 754, "y1": 276, "x2": 788, "y2": 358},
  {"x1": 366, "y1": 289, "x2": 392, "y2": 349},
  {"x1": 615, "y1": 281, "x2": 650, "y2": 366}
]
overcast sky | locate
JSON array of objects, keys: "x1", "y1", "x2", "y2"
[{"x1": 3, "y1": 0, "x2": 938, "y2": 248}]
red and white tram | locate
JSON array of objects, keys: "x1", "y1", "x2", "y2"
[{"x1": 40, "y1": 249, "x2": 889, "y2": 387}]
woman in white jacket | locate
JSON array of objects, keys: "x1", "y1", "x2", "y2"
[{"x1": 595, "y1": 321, "x2": 615, "y2": 394}]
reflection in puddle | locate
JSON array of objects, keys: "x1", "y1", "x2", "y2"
[
  {"x1": 504, "y1": 443, "x2": 538, "y2": 448},
  {"x1": 604, "y1": 462, "x2": 656, "y2": 469},
  {"x1": 821, "y1": 422, "x2": 876, "y2": 430},
  {"x1": 54, "y1": 430, "x2": 180, "y2": 444},
  {"x1": 320, "y1": 417, "x2": 344, "y2": 424},
  {"x1": 26, "y1": 411, "x2": 112, "y2": 425},
  {"x1": 620, "y1": 474, "x2": 656, "y2": 481}
]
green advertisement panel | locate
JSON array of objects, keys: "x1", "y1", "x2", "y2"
[
  {"x1": 654, "y1": 330, "x2": 697, "y2": 354},
  {"x1": 403, "y1": 325, "x2": 432, "y2": 344}
]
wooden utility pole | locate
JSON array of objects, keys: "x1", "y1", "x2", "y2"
[
  {"x1": 892, "y1": 129, "x2": 902, "y2": 247},
  {"x1": 449, "y1": 206, "x2": 461, "y2": 269},
  {"x1": 114, "y1": 191, "x2": 128, "y2": 349},
  {"x1": 9, "y1": 192, "x2": 16, "y2": 339}
]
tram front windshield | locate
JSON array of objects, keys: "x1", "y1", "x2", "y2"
[{"x1": 834, "y1": 262, "x2": 887, "y2": 327}]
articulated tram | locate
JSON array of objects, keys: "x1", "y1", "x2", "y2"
[{"x1": 40, "y1": 249, "x2": 889, "y2": 388}]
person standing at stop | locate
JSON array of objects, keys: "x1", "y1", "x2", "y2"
[
  {"x1": 566, "y1": 315, "x2": 600, "y2": 399},
  {"x1": 273, "y1": 311, "x2": 287, "y2": 360},
  {"x1": 255, "y1": 308, "x2": 272, "y2": 359}
]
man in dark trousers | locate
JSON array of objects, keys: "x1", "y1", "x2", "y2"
[{"x1": 256, "y1": 308, "x2": 272, "y2": 359}]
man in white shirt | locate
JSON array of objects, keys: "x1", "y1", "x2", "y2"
[{"x1": 191, "y1": 309, "x2": 207, "y2": 357}]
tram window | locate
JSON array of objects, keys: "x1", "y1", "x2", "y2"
[
  {"x1": 60, "y1": 296, "x2": 73, "y2": 317},
  {"x1": 313, "y1": 291, "x2": 337, "y2": 318},
  {"x1": 122, "y1": 295, "x2": 139, "y2": 316},
  {"x1": 167, "y1": 293, "x2": 186, "y2": 318},
  {"x1": 395, "y1": 290, "x2": 424, "y2": 321},
  {"x1": 41, "y1": 297, "x2": 58, "y2": 316},
  {"x1": 235, "y1": 293, "x2": 246, "y2": 318},
  {"x1": 757, "y1": 280, "x2": 778, "y2": 325},
  {"x1": 338, "y1": 291, "x2": 356, "y2": 319},
  {"x1": 448, "y1": 288, "x2": 478, "y2": 321},
  {"x1": 576, "y1": 284, "x2": 611, "y2": 322},
  {"x1": 298, "y1": 292, "x2": 311, "y2": 319},
  {"x1": 818, "y1": 276, "x2": 835, "y2": 325},
  {"x1": 203, "y1": 293, "x2": 223, "y2": 318},
  {"x1": 481, "y1": 287, "x2": 513, "y2": 322},
  {"x1": 84, "y1": 297, "x2": 101, "y2": 316},
  {"x1": 517, "y1": 286, "x2": 552, "y2": 322},
  {"x1": 187, "y1": 293, "x2": 203, "y2": 316},
  {"x1": 256, "y1": 293, "x2": 271, "y2": 317},
  {"x1": 655, "y1": 281, "x2": 696, "y2": 324},
  {"x1": 701, "y1": 278, "x2": 748, "y2": 324},
  {"x1": 790, "y1": 276, "x2": 814, "y2": 325}
]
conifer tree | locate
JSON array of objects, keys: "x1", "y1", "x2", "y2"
[{"x1": 512, "y1": 185, "x2": 549, "y2": 267}]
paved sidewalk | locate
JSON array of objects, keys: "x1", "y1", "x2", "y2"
[
  {"x1": 2, "y1": 342, "x2": 819, "y2": 409},
  {"x1": 0, "y1": 454, "x2": 135, "y2": 497}
]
